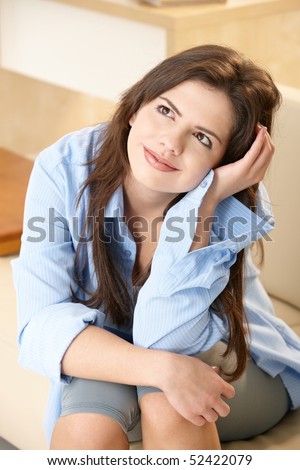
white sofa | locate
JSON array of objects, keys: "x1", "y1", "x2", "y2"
[{"x1": 0, "y1": 84, "x2": 299, "y2": 450}]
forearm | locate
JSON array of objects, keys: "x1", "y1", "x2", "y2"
[{"x1": 61, "y1": 324, "x2": 170, "y2": 388}]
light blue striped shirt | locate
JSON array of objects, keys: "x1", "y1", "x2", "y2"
[{"x1": 11, "y1": 125, "x2": 300, "y2": 444}]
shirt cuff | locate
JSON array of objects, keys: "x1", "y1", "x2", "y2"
[{"x1": 18, "y1": 303, "x2": 105, "y2": 383}]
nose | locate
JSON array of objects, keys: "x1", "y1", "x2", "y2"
[{"x1": 158, "y1": 129, "x2": 183, "y2": 156}]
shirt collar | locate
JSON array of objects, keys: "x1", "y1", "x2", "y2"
[{"x1": 104, "y1": 185, "x2": 124, "y2": 218}]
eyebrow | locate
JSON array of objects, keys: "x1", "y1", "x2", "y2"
[{"x1": 159, "y1": 95, "x2": 222, "y2": 145}]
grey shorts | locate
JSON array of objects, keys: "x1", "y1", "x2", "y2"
[{"x1": 61, "y1": 342, "x2": 290, "y2": 442}]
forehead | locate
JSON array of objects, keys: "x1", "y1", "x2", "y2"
[
  {"x1": 161, "y1": 80, "x2": 230, "y2": 104},
  {"x1": 155, "y1": 80, "x2": 234, "y2": 129}
]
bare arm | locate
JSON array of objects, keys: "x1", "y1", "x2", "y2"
[{"x1": 61, "y1": 325, "x2": 163, "y2": 386}]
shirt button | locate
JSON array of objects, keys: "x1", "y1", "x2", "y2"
[
  {"x1": 200, "y1": 180, "x2": 207, "y2": 188},
  {"x1": 124, "y1": 250, "x2": 131, "y2": 257}
]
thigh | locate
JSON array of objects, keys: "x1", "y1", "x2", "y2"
[
  {"x1": 199, "y1": 342, "x2": 290, "y2": 441},
  {"x1": 61, "y1": 377, "x2": 141, "y2": 438}
]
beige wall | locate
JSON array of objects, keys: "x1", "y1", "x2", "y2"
[
  {"x1": 0, "y1": 0, "x2": 166, "y2": 102},
  {"x1": 0, "y1": 69, "x2": 115, "y2": 158},
  {"x1": 1, "y1": 0, "x2": 299, "y2": 101},
  {"x1": 1, "y1": 0, "x2": 299, "y2": 158},
  {"x1": 167, "y1": 8, "x2": 300, "y2": 90}
]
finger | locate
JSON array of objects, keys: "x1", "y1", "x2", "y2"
[
  {"x1": 189, "y1": 415, "x2": 207, "y2": 427},
  {"x1": 241, "y1": 130, "x2": 274, "y2": 185},
  {"x1": 251, "y1": 130, "x2": 275, "y2": 177},
  {"x1": 214, "y1": 400, "x2": 231, "y2": 418},
  {"x1": 202, "y1": 409, "x2": 219, "y2": 423},
  {"x1": 212, "y1": 366, "x2": 219, "y2": 374},
  {"x1": 264, "y1": 130, "x2": 275, "y2": 155},
  {"x1": 259, "y1": 128, "x2": 274, "y2": 154},
  {"x1": 221, "y1": 382, "x2": 235, "y2": 400},
  {"x1": 245, "y1": 126, "x2": 267, "y2": 163}
]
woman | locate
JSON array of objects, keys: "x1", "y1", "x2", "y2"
[{"x1": 12, "y1": 44, "x2": 300, "y2": 450}]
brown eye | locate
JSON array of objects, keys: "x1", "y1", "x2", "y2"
[
  {"x1": 194, "y1": 132, "x2": 212, "y2": 149},
  {"x1": 156, "y1": 105, "x2": 174, "y2": 119}
]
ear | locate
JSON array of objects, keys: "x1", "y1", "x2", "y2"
[{"x1": 129, "y1": 113, "x2": 137, "y2": 127}]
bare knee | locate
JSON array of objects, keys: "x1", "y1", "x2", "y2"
[
  {"x1": 50, "y1": 413, "x2": 129, "y2": 450},
  {"x1": 140, "y1": 392, "x2": 220, "y2": 450},
  {"x1": 141, "y1": 392, "x2": 185, "y2": 431}
]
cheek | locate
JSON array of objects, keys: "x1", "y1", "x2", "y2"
[
  {"x1": 129, "y1": 114, "x2": 136, "y2": 127},
  {"x1": 126, "y1": 129, "x2": 135, "y2": 162},
  {"x1": 127, "y1": 127, "x2": 143, "y2": 166},
  {"x1": 210, "y1": 148, "x2": 227, "y2": 169},
  {"x1": 186, "y1": 154, "x2": 221, "y2": 189},
  {"x1": 184, "y1": 168, "x2": 210, "y2": 191}
]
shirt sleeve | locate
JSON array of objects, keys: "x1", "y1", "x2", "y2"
[
  {"x1": 133, "y1": 173, "x2": 275, "y2": 355},
  {"x1": 11, "y1": 130, "x2": 105, "y2": 383},
  {"x1": 243, "y1": 248, "x2": 300, "y2": 408}
]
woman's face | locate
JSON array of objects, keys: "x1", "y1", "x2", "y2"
[{"x1": 127, "y1": 80, "x2": 234, "y2": 196}]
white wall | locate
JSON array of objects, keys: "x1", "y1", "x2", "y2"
[{"x1": 0, "y1": 0, "x2": 166, "y2": 101}]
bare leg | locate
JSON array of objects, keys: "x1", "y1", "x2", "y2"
[
  {"x1": 140, "y1": 392, "x2": 221, "y2": 450},
  {"x1": 50, "y1": 413, "x2": 129, "y2": 450}
]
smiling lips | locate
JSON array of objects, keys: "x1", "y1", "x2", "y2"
[{"x1": 144, "y1": 147, "x2": 179, "y2": 172}]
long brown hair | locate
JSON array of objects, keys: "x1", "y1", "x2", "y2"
[{"x1": 73, "y1": 45, "x2": 281, "y2": 380}]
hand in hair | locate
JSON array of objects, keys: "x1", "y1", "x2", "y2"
[
  {"x1": 208, "y1": 124, "x2": 275, "y2": 206},
  {"x1": 190, "y1": 124, "x2": 274, "y2": 253}
]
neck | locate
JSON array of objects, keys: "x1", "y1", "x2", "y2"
[{"x1": 123, "y1": 174, "x2": 178, "y2": 220}]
